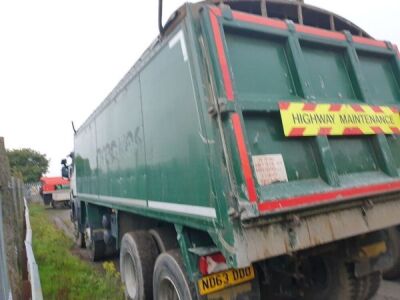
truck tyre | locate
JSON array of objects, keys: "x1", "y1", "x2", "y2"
[
  {"x1": 120, "y1": 231, "x2": 158, "y2": 300},
  {"x1": 383, "y1": 227, "x2": 400, "y2": 279},
  {"x1": 364, "y1": 272, "x2": 381, "y2": 300},
  {"x1": 149, "y1": 227, "x2": 178, "y2": 253},
  {"x1": 89, "y1": 240, "x2": 106, "y2": 261},
  {"x1": 153, "y1": 249, "x2": 197, "y2": 300},
  {"x1": 353, "y1": 275, "x2": 367, "y2": 300},
  {"x1": 303, "y1": 256, "x2": 359, "y2": 300}
]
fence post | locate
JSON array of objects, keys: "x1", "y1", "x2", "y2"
[
  {"x1": 0, "y1": 138, "x2": 22, "y2": 300},
  {"x1": 0, "y1": 192, "x2": 11, "y2": 300}
]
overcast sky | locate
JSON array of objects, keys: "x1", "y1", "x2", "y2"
[{"x1": 0, "y1": 0, "x2": 399, "y2": 177}]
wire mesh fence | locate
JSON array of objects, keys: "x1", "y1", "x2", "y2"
[
  {"x1": 0, "y1": 137, "x2": 43, "y2": 300},
  {"x1": 24, "y1": 182, "x2": 42, "y2": 204},
  {"x1": 0, "y1": 176, "x2": 26, "y2": 300}
]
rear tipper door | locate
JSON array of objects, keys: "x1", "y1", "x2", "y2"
[{"x1": 205, "y1": 6, "x2": 400, "y2": 216}]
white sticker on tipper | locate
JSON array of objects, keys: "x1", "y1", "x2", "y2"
[
  {"x1": 169, "y1": 30, "x2": 188, "y2": 61},
  {"x1": 252, "y1": 154, "x2": 288, "y2": 186}
]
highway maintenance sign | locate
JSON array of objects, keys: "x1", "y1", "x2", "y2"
[{"x1": 279, "y1": 102, "x2": 400, "y2": 137}]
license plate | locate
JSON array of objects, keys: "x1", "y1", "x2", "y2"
[{"x1": 197, "y1": 265, "x2": 255, "y2": 295}]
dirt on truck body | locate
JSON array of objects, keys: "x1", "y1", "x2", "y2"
[{"x1": 66, "y1": 1, "x2": 400, "y2": 299}]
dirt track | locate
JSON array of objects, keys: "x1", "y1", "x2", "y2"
[{"x1": 47, "y1": 206, "x2": 400, "y2": 300}]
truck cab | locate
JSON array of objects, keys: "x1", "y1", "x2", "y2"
[{"x1": 40, "y1": 176, "x2": 71, "y2": 208}]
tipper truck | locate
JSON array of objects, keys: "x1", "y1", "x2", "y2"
[{"x1": 65, "y1": 0, "x2": 400, "y2": 299}]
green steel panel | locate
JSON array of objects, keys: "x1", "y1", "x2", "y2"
[
  {"x1": 358, "y1": 53, "x2": 400, "y2": 104},
  {"x1": 75, "y1": 123, "x2": 98, "y2": 195},
  {"x1": 387, "y1": 136, "x2": 400, "y2": 169},
  {"x1": 243, "y1": 112, "x2": 319, "y2": 181},
  {"x1": 75, "y1": 22, "x2": 220, "y2": 231},
  {"x1": 95, "y1": 76, "x2": 147, "y2": 200},
  {"x1": 216, "y1": 9, "x2": 399, "y2": 204},
  {"x1": 140, "y1": 33, "x2": 214, "y2": 208},
  {"x1": 225, "y1": 31, "x2": 296, "y2": 102},
  {"x1": 301, "y1": 44, "x2": 357, "y2": 100},
  {"x1": 314, "y1": 136, "x2": 340, "y2": 186},
  {"x1": 343, "y1": 37, "x2": 398, "y2": 178},
  {"x1": 328, "y1": 137, "x2": 379, "y2": 175}
]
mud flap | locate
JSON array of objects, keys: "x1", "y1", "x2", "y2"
[
  {"x1": 354, "y1": 241, "x2": 391, "y2": 277},
  {"x1": 353, "y1": 230, "x2": 391, "y2": 277}
]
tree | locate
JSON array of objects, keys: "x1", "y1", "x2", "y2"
[{"x1": 7, "y1": 148, "x2": 49, "y2": 183}]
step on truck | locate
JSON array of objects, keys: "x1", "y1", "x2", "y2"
[{"x1": 65, "y1": 0, "x2": 400, "y2": 299}]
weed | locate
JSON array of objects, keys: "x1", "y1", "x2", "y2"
[{"x1": 29, "y1": 204, "x2": 124, "y2": 300}]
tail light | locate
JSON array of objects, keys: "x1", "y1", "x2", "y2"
[{"x1": 198, "y1": 252, "x2": 228, "y2": 275}]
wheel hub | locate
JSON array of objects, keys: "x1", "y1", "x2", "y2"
[
  {"x1": 124, "y1": 253, "x2": 139, "y2": 299},
  {"x1": 158, "y1": 276, "x2": 181, "y2": 300}
]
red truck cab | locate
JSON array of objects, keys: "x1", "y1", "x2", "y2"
[{"x1": 40, "y1": 177, "x2": 71, "y2": 208}]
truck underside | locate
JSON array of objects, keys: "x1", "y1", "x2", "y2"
[{"x1": 71, "y1": 195, "x2": 396, "y2": 299}]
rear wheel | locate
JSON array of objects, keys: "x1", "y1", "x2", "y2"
[
  {"x1": 364, "y1": 272, "x2": 381, "y2": 300},
  {"x1": 354, "y1": 275, "x2": 368, "y2": 300},
  {"x1": 84, "y1": 227, "x2": 106, "y2": 261},
  {"x1": 88, "y1": 239, "x2": 106, "y2": 261},
  {"x1": 356, "y1": 271, "x2": 382, "y2": 300},
  {"x1": 302, "y1": 256, "x2": 360, "y2": 300},
  {"x1": 383, "y1": 227, "x2": 400, "y2": 279},
  {"x1": 120, "y1": 231, "x2": 158, "y2": 300},
  {"x1": 149, "y1": 227, "x2": 178, "y2": 253},
  {"x1": 153, "y1": 249, "x2": 197, "y2": 300}
]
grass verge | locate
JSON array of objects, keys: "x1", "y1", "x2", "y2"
[{"x1": 29, "y1": 204, "x2": 124, "y2": 300}]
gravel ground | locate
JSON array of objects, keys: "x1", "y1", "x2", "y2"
[
  {"x1": 372, "y1": 279, "x2": 400, "y2": 300},
  {"x1": 47, "y1": 206, "x2": 400, "y2": 300}
]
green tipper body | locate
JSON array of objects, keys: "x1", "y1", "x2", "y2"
[{"x1": 74, "y1": 2, "x2": 400, "y2": 274}]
